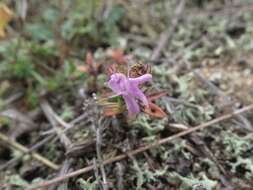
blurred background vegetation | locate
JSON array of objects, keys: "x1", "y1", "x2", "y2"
[{"x1": 0, "y1": 0, "x2": 253, "y2": 190}]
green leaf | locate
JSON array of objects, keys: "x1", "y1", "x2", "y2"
[
  {"x1": 78, "y1": 177, "x2": 98, "y2": 190},
  {"x1": 8, "y1": 175, "x2": 29, "y2": 188},
  {"x1": 42, "y1": 7, "x2": 59, "y2": 23},
  {"x1": 31, "y1": 71, "x2": 46, "y2": 85},
  {"x1": 25, "y1": 24, "x2": 53, "y2": 40},
  {"x1": 13, "y1": 55, "x2": 34, "y2": 78},
  {"x1": 104, "y1": 5, "x2": 124, "y2": 33}
]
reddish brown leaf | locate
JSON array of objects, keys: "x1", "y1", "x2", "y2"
[
  {"x1": 103, "y1": 105, "x2": 123, "y2": 117},
  {"x1": 144, "y1": 102, "x2": 167, "y2": 118},
  {"x1": 110, "y1": 49, "x2": 126, "y2": 64}
]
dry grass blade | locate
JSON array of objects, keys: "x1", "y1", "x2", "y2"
[
  {"x1": 26, "y1": 104, "x2": 253, "y2": 190},
  {"x1": 0, "y1": 135, "x2": 54, "y2": 170},
  {"x1": 0, "y1": 132, "x2": 59, "y2": 170},
  {"x1": 40, "y1": 100, "x2": 72, "y2": 148}
]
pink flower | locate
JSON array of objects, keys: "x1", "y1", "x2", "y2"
[{"x1": 108, "y1": 73, "x2": 152, "y2": 116}]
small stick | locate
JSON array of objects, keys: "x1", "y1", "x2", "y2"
[
  {"x1": 40, "y1": 100, "x2": 72, "y2": 148},
  {"x1": 150, "y1": 0, "x2": 186, "y2": 61},
  {"x1": 0, "y1": 111, "x2": 89, "y2": 170},
  {"x1": 115, "y1": 162, "x2": 124, "y2": 190},
  {"x1": 3, "y1": 92, "x2": 24, "y2": 106},
  {"x1": 0, "y1": 105, "x2": 87, "y2": 171},
  {"x1": 26, "y1": 104, "x2": 253, "y2": 190},
  {"x1": 48, "y1": 159, "x2": 72, "y2": 190},
  {"x1": 0, "y1": 132, "x2": 59, "y2": 170},
  {"x1": 0, "y1": 135, "x2": 54, "y2": 170},
  {"x1": 102, "y1": 0, "x2": 113, "y2": 19},
  {"x1": 96, "y1": 122, "x2": 108, "y2": 190}
]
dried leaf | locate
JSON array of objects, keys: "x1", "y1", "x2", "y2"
[
  {"x1": 0, "y1": 4, "x2": 13, "y2": 38},
  {"x1": 103, "y1": 104, "x2": 123, "y2": 116},
  {"x1": 144, "y1": 102, "x2": 167, "y2": 118},
  {"x1": 83, "y1": 51, "x2": 102, "y2": 75}
]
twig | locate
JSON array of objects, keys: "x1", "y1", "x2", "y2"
[
  {"x1": 165, "y1": 97, "x2": 199, "y2": 109},
  {"x1": 49, "y1": 159, "x2": 72, "y2": 190},
  {"x1": 3, "y1": 92, "x2": 24, "y2": 106},
  {"x1": 0, "y1": 135, "x2": 54, "y2": 170},
  {"x1": 0, "y1": 111, "x2": 87, "y2": 170},
  {"x1": 40, "y1": 100, "x2": 73, "y2": 189},
  {"x1": 96, "y1": 122, "x2": 108, "y2": 190},
  {"x1": 43, "y1": 112, "x2": 90, "y2": 136},
  {"x1": 102, "y1": 0, "x2": 113, "y2": 19},
  {"x1": 40, "y1": 100, "x2": 72, "y2": 148},
  {"x1": 150, "y1": 0, "x2": 186, "y2": 61},
  {"x1": 168, "y1": 123, "x2": 188, "y2": 130},
  {"x1": 92, "y1": 103, "x2": 108, "y2": 190},
  {"x1": 93, "y1": 158, "x2": 100, "y2": 187},
  {"x1": 26, "y1": 104, "x2": 253, "y2": 190},
  {"x1": 115, "y1": 162, "x2": 124, "y2": 190},
  {"x1": 0, "y1": 132, "x2": 59, "y2": 170}
]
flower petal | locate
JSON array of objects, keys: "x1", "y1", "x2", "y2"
[
  {"x1": 128, "y1": 85, "x2": 149, "y2": 106},
  {"x1": 108, "y1": 73, "x2": 127, "y2": 94},
  {"x1": 107, "y1": 72, "x2": 152, "y2": 117},
  {"x1": 123, "y1": 95, "x2": 140, "y2": 116},
  {"x1": 129, "y1": 74, "x2": 152, "y2": 85}
]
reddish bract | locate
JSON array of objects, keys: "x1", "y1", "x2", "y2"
[
  {"x1": 110, "y1": 49, "x2": 126, "y2": 64},
  {"x1": 143, "y1": 92, "x2": 167, "y2": 118},
  {"x1": 143, "y1": 102, "x2": 167, "y2": 118}
]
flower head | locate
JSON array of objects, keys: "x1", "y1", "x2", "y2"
[{"x1": 108, "y1": 72, "x2": 152, "y2": 116}]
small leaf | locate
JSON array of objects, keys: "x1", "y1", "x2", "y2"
[
  {"x1": 77, "y1": 177, "x2": 98, "y2": 190},
  {"x1": 8, "y1": 175, "x2": 29, "y2": 188},
  {"x1": 144, "y1": 102, "x2": 167, "y2": 118},
  {"x1": 102, "y1": 102, "x2": 124, "y2": 116},
  {"x1": 24, "y1": 24, "x2": 53, "y2": 40},
  {"x1": 84, "y1": 51, "x2": 102, "y2": 75},
  {"x1": 97, "y1": 97, "x2": 124, "y2": 116}
]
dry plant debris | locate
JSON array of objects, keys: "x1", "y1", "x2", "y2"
[{"x1": 0, "y1": 1, "x2": 253, "y2": 190}]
